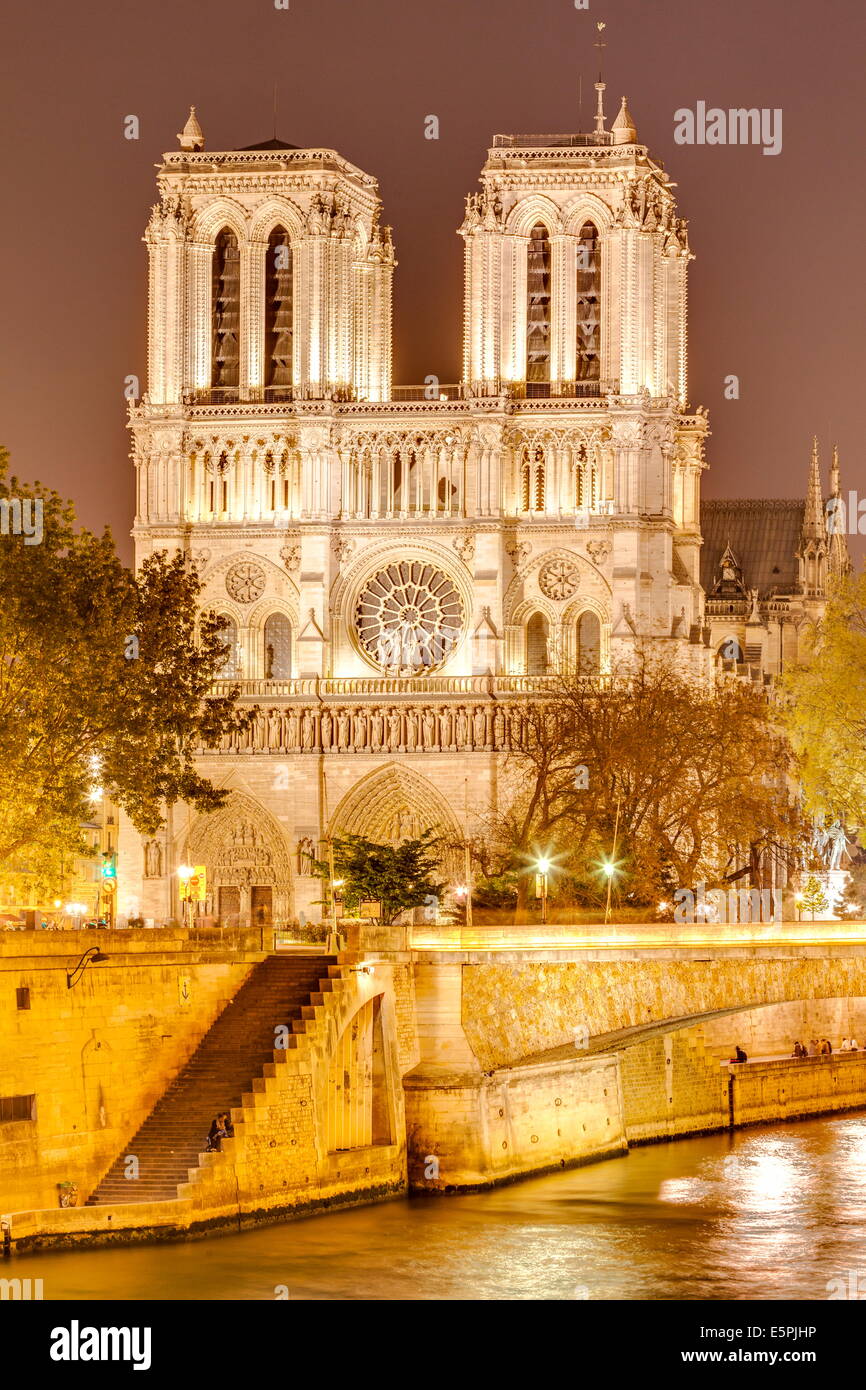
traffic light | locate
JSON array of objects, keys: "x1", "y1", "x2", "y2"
[{"x1": 101, "y1": 851, "x2": 117, "y2": 881}]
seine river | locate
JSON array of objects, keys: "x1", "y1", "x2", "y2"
[{"x1": 13, "y1": 1113, "x2": 866, "y2": 1301}]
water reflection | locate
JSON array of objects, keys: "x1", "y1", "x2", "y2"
[{"x1": 10, "y1": 1113, "x2": 866, "y2": 1301}]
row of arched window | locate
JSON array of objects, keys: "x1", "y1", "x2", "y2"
[
  {"x1": 214, "y1": 610, "x2": 602, "y2": 679},
  {"x1": 525, "y1": 220, "x2": 601, "y2": 388},
  {"x1": 525, "y1": 610, "x2": 601, "y2": 676},
  {"x1": 519, "y1": 444, "x2": 601, "y2": 513},
  {"x1": 209, "y1": 220, "x2": 600, "y2": 396},
  {"x1": 212, "y1": 226, "x2": 294, "y2": 393},
  {"x1": 218, "y1": 613, "x2": 293, "y2": 679}
]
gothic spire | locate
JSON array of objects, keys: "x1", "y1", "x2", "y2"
[
  {"x1": 802, "y1": 436, "x2": 826, "y2": 541},
  {"x1": 612, "y1": 96, "x2": 638, "y2": 144},
  {"x1": 178, "y1": 105, "x2": 205, "y2": 152}
]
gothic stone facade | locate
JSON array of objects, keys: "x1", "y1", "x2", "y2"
[{"x1": 120, "y1": 100, "x2": 715, "y2": 925}]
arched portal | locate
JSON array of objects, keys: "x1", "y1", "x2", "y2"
[
  {"x1": 188, "y1": 792, "x2": 295, "y2": 925},
  {"x1": 329, "y1": 765, "x2": 461, "y2": 847}
]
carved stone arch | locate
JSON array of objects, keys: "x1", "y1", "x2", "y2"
[
  {"x1": 198, "y1": 549, "x2": 290, "y2": 599},
  {"x1": 505, "y1": 194, "x2": 563, "y2": 237},
  {"x1": 329, "y1": 765, "x2": 462, "y2": 847},
  {"x1": 510, "y1": 595, "x2": 559, "y2": 629},
  {"x1": 503, "y1": 547, "x2": 612, "y2": 624},
  {"x1": 247, "y1": 593, "x2": 299, "y2": 630},
  {"x1": 561, "y1": 195, "x2": 615, "y2": 237},
  {"x1": 188, "y1": 790, "x2": 295, "y2": 921},
  {"x1": 561, "y1": 592, "x2": 610, "y2": 625},
  {"x1": 202, "y1": 598, "x2": 244, "y2": 631},
  {"x1": 191, "y1": 197, "x2": 250, "y2": 245},
  {"x1": 248, "y1": 197, "x2": 306, "y2": 243}
]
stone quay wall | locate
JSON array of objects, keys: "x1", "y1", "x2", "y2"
[{"x1": 0, "y1": 928, "x2": 265, "y2": 1213}]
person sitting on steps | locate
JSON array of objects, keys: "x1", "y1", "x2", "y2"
[{"x1": 206, "y1": 1113, "x2": 230, "y2": 1152}]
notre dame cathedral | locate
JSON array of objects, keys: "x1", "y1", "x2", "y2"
[{"x1": 118, "y1": 95, "x2": 845, "y2": 927}]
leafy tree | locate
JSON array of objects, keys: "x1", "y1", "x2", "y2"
[
  {"x1": 0, "y1": 449, "x2": 253, "y2": 885},
  {"x1": 492, "y1": 652, "x2": 797, "y2": 912},
  {"x1": 832, "y1": 850, "x2": 866, "y2": 920},
  {"x1": 310, "y1": 830, "x2": 445, "y2": 926},
  {"x1": 798, "y1": 873, "x2": 830, "y2": 921},
  {"x1": 782, "y1": 572, "x2": 866, "y2": 826}
]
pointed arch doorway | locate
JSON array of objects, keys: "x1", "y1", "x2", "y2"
[{"x1": 188, "y1": 792, "x2": 295, "y2": 926}]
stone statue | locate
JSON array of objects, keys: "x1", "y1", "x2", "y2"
[
  {"x1": 337, "y1": 709, "x2": 350, "y2": 748},
  {"x1": 144, "y1": 840, "x2": 162, "y2": 878},
  {"x1": 810, "y1": 813, "x2": 827, "y2": 861},
  {"x1": 456, "y1": 707, "x2": 469, "y2": 747},
  {"x1": 388, "y1": 708, "x2": 402, "y2": 749},
  {"x1": 321, "y1": 709, "x2": 333, "y2": 749},
  {"x1": 352, "y1": 709, "x2": 367, "y2": 749},
  {"x1": 301, "y1": 710, "x2": 315, "y2": 751},
  {"x1": 405, "y1": 708, "x2": 418, "y2": 751},
  {"x1": 286, "y1": 709, "x2": 299, "y2": 749},
  {"x1": 422, "y1": 708, "x2": 435, "y2": 749},
  {"x1": 371, "y1": 710, "x2": 385, "y2": 750},
  {"x1": 438, "y1": 707, "x2": 451, "y2": 749},
  {"x1": 267, "y1": 708, "x2": 281, "y2": 750},
  {"x1": 296, "y1": 836, "x2": 315, "y2": 874},
  {"x1": 509, "y1": 706, "x2": 523, "y2": 747},
  {"x1": 825, "y1": 820, "x2": 851, "y2": 871},
  {"x1": 493, "y1": 706, "x2": 505, "y2": 748},
  {"x1": 473, "y1": 706, "x2": 486, "y2": 748}
]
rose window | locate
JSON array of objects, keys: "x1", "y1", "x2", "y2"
[
  {"x1": 226, "y1": 561, "x2": 266, "y2": 604},
  {"x1": 539, "y1": 557, "x2": 579, "y2": 601},
  {"x1": 355, "y1": 562, "x2": 464, "y2": 674}
]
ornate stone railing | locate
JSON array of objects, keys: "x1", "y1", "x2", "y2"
[{"x1": 210, "y1": 674, "x2": 559, "y2": 699}]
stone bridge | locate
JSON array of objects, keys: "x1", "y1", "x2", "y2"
[
  {"x1": 398, "y1": 920, "x2": 866, "y2": 1189},
  {"x1": 4, "y1": 920, "x2": 866, "y2": 1251}
]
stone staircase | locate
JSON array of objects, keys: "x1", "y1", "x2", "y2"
[{"x1": 86, "y1": 954, "x2": 335, "y2": 1206}]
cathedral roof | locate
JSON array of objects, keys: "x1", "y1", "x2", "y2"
[
  {"x1": 236, "y1": 137, "x2": 300, "y2": 151},
  {"x1": 700, "y1": 499, "x2": 805, "y2": 598}
]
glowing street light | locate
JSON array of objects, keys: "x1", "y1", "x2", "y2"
[{"x1": 535, "y1": 855, "x2": 552, "y2": 924}]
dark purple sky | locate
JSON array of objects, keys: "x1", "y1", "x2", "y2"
[{"x1": 1, "y1": 0, "x2": 864, "y2": 560}]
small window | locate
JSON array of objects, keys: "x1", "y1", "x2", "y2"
[
  {"x1": 16, "y1": 987, "x2": 30, "y2": 1010},
  {"x1": 0, "y1": 1094, "x2": 36, "y2": 1123}
]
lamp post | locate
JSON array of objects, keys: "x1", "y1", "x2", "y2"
[
  {"x1": 177, "y1": 864, "x2": 193, "y2": 927},
  {"x1": 603, "y1": 796, "x2": 622, "y2": 926},
  {"x1": 536, "y1": 856, "x2": 551, "y2": 925},
  {"x1": 66, "y1": 946, "x2": 109, "y2": 989}
]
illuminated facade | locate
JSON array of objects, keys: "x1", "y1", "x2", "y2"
[{"x1": 121, "y1": 98, "x2": 714, "y2": 924}]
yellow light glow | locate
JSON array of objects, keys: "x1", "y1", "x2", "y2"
[{"x1": 177, "y1": 864, "x2": 193, "y2": 880}]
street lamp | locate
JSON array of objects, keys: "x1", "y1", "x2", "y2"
[
  {"x1": 177, "y1": 864, "x2": 192, "y2": 926},
  {"x1": 536, "y1": 856, "x2": 551, "y2": 924},
  {"x1": 66, "y1": 946, "x2": 109, "y2": 989}
]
